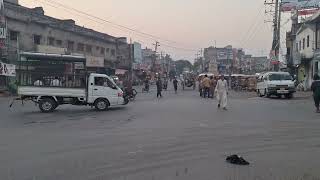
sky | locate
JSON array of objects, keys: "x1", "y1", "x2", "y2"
[{"x1": 19, "y1": 0, "x2": 282, "y2": 62}]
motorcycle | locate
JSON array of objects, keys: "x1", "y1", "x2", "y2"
[
  {"x1": 142, "y1": 83, "x2": 150, "y2": 93},
  {"x1": 123, "y1": 87, "x2": 138, "y2": 101}
]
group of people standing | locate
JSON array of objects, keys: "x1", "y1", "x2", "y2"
[{"x1": 200, "y1": 74, "x2": 229, "y2": 110}]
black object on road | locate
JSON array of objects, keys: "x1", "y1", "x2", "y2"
[{"x1": 226, "y1": 155, "x2": 250, "y2": 165}]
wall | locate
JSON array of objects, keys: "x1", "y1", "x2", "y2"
[
  {"x1": 295, "y1": 25, "x2": 315, "y2": 60},
  {"x1": 4, "y1": 2, "x2": 130, "y2": 69}
]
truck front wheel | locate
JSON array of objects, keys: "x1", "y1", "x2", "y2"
[
  {"x1": 39, "y1": 98, "x2": 57, "y2": 113},
  {"x1": 94, "y1": 99, "x2": 109, "y2": 111}
]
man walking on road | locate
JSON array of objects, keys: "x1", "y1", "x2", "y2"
[
  {"x1": 201, "y1": 75, "x2": 211, "y2": 98},
  {"x1": 156, "y1": 78, "x2": 163, "y2": 98},
  {"x1": 215, "y1": 75, "x2": 228, "y2": 110},
  {"x1": 311, "y1": 74, "x2": 320, "y2": 113},
  {"x1": 173, "y1": 77, "x2": 178, "y2": 94}
]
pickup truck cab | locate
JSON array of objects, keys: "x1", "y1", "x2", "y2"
[
  {"x1": 256, "y1": 72, "x2": 296, "y2": 99},
  {"x1": 18, "y1": 73, "x2": 128, "y2": 113}
]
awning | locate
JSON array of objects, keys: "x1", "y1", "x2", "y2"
[{"x1": 115, "y1": 69, "x2": 127, "y2": 75}]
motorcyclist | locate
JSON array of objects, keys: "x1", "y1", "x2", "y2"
[{"x1": 144, "y1": 78, "x2": 150, "y2": 92}]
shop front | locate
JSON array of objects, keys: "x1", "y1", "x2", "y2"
[{"x1": 0, "y1": 62, "x2": 16, "y2": 92}]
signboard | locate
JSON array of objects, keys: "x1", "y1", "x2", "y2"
[
  {"x1": 282, "y1": 0, "x2": 320, "y2": 11},
  {"x1": 0, "y1": 62, "x2": 16, "y2": 77},
  {"x1": 74, "y1": 62, "x2": 85, "y2": 69},
  {"x1": 298, "y1": 8, "x2": 319, "y2": 15},
  {"x1": 86, "y1": 56, "x2": 104, "y2": 67},
  {"x1": 36, "y1": 45, "x2": 67, "y2": 54}
]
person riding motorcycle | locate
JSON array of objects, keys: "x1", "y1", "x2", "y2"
[{"x1": 144, "y1": 78, "x2": 150, "y2": 92}]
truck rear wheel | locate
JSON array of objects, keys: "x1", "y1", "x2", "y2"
[
  {"x1": 39, "y1": 98, "x2": 57, "y2": 113},
  {"x1": 94, "y1": 99, "x2": 109, "y2": 111}
]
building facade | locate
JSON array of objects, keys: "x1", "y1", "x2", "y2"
[{"x1": 4, "y1": 0, "x2": 130, "y2": 71}]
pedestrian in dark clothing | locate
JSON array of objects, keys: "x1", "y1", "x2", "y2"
[
  {"x1": 173, "y1": 78, "x2": 178, "y2": 93},
  {"x1": 311, "y1": 74, "x2": 320, "y2": 113},
  {"x1": 156, "y1": 78, "x2": 163, "y2": 98}
]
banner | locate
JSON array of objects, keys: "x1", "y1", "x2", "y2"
[
  {"x1": 86, "y1": 56, "x2": 104, "y2": 67},
  {"x1": 0, "y1": 62, "x2": 16, "y2": 77},
  {"x1": 282, "y1": 0, "x2": 320, "y2": 11}
]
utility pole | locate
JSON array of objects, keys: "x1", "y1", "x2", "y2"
[
  {"x1": 265, "y1": 0, "x2": 281, "y2": 71},
  {"x1": 152, "y1": 41, "x2": 160, "y2": 75}
]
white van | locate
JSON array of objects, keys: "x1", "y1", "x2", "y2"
[{"x1": 256, "y1": 72, "x2": 296, "y2": 98}]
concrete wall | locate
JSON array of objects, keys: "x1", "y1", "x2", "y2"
[
  {"x1": 296, "y1": 25, "x2": 315, "y2": 60},
  {"x1": 4, "y1": 2, "x2": 131, "y2": 69}
]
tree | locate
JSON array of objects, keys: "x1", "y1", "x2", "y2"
[{"x1": 174, "y1": 60, "x2": 193, "y2": 75}]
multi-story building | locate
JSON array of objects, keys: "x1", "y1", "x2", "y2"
[
  {"x1": 0, "y1": 0, "x2": 132, "y2": 91},
  {"x1": 250, "y1": 56, "x2": 270, "y2": 73},
  {"x1": 204, "y1": 45, "x2": 235, "y2": 74},
  {"x1": 5, "y1": 0, "x2": 130, "y2": 71},
  {"x1": 287, "y1": 11, "x2": 320, "y2": 89},
  {"x1": 141, "y1": 47, "x2": 155, "y2": 71}
]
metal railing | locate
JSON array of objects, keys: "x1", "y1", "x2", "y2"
[{"x1": 17, "y1": 71, "x2": 87, "y2": 88}]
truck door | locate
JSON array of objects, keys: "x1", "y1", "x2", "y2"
[{"x1": 92, "y1": 76, "x2": 119, "y2": 105}]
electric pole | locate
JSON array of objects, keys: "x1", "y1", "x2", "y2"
[
  {"x1": 152, "y1": 41, "x2": 160, "y2": 74},
  {"x1": 265, "y1": 0, "x2": 281, "y2": 71}
]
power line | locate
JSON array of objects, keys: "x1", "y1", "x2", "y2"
[
  {"x1": 40, "y1": 0, "x2": 179, "y2": 44},
  {"x1": 31, "y1": 0, "x2": 199, "y2": 53}
]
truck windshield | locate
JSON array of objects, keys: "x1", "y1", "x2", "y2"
[{"x1": 269, "y1": 74, "x2": 292, "y2": 81}]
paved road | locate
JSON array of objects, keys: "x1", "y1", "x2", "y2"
[{"x1": 0, "y1": 86, "x2": 319, "y2": 180}]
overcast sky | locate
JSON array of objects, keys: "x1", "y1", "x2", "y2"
[{"x1": 19, "y1": 0, "x2": 280, "y2": 61}]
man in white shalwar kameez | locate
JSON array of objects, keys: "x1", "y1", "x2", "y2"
[{"x1": 215, "y1": 75, "x2": 228, "y2": 110}]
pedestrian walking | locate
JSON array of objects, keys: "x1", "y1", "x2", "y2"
[
  {"x1": 173, "y1": 77, "x2": 178, "y2": 94},
  {"x1": 201, "y1": 75, "x2": 211, "y2": 98},
  {"x1": 209, "y1": 76, "x2": 216, "y2": 98},
  {"x1": 215, "y1": 75, "x2": 228, "y2": 110},
  {"x1": 156, "y1": 78, "x2": 163, "y2": 98},
  {"x1": 311, "y1": 74, "x2": 320, "y2": 113}
]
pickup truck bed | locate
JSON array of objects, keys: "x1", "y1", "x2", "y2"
[{"x1": 18, "y1": 86, "x2": 86, "y2": 98}]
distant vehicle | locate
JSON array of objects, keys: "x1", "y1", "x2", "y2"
[
  {"x1": 14, "y1": 52, "x2": 128, "y2": 113},
  {"x1": 256, "y1": 72, "x2": 296, "y2": 99},
  {"x1": 181, "y1": 72, "x2": 196, "y2": 90}
]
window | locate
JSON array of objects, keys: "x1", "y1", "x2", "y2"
[
  {"x1": 106, "y1": 48, "x2": 110, "y2": 53},
  {"x1": 56, "y1": 40, "x2": 62, "y2": 47},
  {"x1": 48, "y1": 37, "x2": 54, "y2": 46},
  {"x1": 303, "y1": 38, "x2": 305, "y2": 49},
  {"x1": 111, "y1": 49, "x2": 116, "y2": 56},
  {"x1": 94, "y1": 77, "x2": 106, "y2": 86},
  {"x1": 67, "y1": 41, "x2": 74, "y2": 51},
  {"x1": 315, "y1": 62, "x2": 319, "y2": 75},
  {"x1": 100, "y1": 47, "x2": 105, "y2": 55},
  {"x1": 77, "y1": 43, "x2": 84, "y2": 51},
  {"x1": 299, "y1": 41, "x2": 301, "y2": 50},
  {"x1": 307, "y1": 35, "x2": 310, "y2": 48},
  {"x1": 296, "y1": 43, "x2": 298, "y2": 52},
  {"x1": 94, "y1": 77, "x2": 115, "y2": 88},
  {"x1": 96, "y1": 46, "x2": 100, "y2": 51},
  {"x1": 86, "y1": 45, "x2": 92, "y2": 53},
  {"x1": 33, "y1": 35, "x2": 41, "y2": 45},
  {"x1": 10, "y1": 31, "x2": 18, "y2": 41}
]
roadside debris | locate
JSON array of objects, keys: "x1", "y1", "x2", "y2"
[{"x1": 226, "y1": 155, "x2": 250, "y2": 165}]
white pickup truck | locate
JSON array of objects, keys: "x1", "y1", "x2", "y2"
[{"x1": 18, "y1": 73, "x2": 128, "y2": 113}]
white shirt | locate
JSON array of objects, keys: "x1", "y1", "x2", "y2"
[
  {"x1": 215, "y1": 79, "x2": 228, "y2": 92},
  {"x1": 51, "y1": 79, "x2": 62, "y2": 86},
  {"x1": 34, "y1": 80, "x2": 43, "y2": 86}
]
